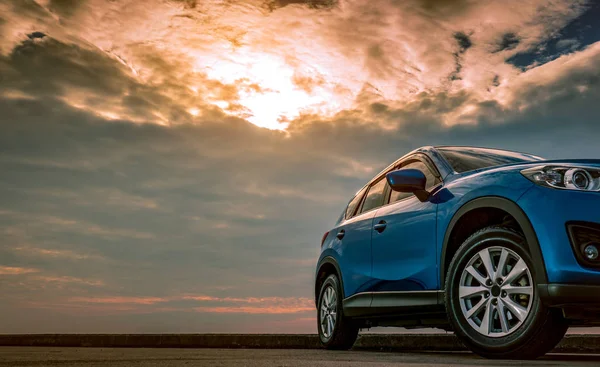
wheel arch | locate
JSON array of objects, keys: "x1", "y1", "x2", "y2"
[
  {"x1": 315, "y1": 256, "x2": 344, "y2": 306},
  {"x1": 440, "y1": 196, "x2": 547, "y2": 286}
]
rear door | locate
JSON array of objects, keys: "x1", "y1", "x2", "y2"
[
  {"x1": 370, "y1": 155, "x2": 441, "y2": 292},
  {"x1": 334, "y1": 177, "x2": 388, "y2": 299}
]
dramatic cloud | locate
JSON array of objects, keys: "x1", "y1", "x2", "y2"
[{"x1": 1, "y1": 0, "x2": 600, "y2": 333}]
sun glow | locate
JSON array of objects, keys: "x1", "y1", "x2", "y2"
[{"x1": 196, "y1": 50, "x2": 350, "y2": 130}]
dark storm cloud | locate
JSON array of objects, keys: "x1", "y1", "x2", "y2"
[
  {"x1": 412, "y1": 0, "x2": 472, "y2": 15},
  {"x1": 0, "y1": 33, "x2": 248, "y2": 126},
  {"x1": 266, "y1": 0, "x2": 338, "y2": 11},
  {"x1": 47, "y1": 0, "x2": 83, "y2": 18},
  {"x1": 172, "y1": 0, "x2": 198, "y2": 9},
  {"x1": 5, "y1": 37, "x2": 129, "y2": 96},
  {"x1": 494, "y1": 32, "x2": 520, "y2": 52},
  {"x1": 27, "y1": 31, "x2": 47, "y2": 40},
  {"x1": 449, "y1": 32, "x2": 471, "y2": 81},
  {"x1": 454, "y1": 31, "x2": 472, "y2": 52},
  {"x1": 491, "y1": 75, "x2": 500, "y2": 87},
  {"x1": 6, "y1": 0, "x2": 49, "y2": 16}
]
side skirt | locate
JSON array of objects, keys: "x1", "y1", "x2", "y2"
[{"x1": 343, "y1": 291, "x2": 448, "y2": 328}]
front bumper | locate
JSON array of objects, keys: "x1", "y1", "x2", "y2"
[
  {"x1": 517, "y1": 185, "x2": 600, "y2": 284},
  {"x1": 539, "y1": 284, "x2": 600, "y2": 322},
  {"x1": 538, "y1": 284, "x2": 600, "y2": 306}
]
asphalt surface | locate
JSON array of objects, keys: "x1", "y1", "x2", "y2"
[{"x1": 1, "y1": 348, "x2": 600, "y2": 366}]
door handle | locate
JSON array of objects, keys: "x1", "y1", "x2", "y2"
[
  {"x1": 373, "y1": 220, "x2": 387, "y2": 233},
  {"x1": 336, "y1": 229, "x2": 345, "y2": 240}
]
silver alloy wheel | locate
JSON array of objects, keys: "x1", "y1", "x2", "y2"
[
  {"x1": 320, "y1": 285, "x2": 337, "y2": 339},
  {"x1": 459, "y1": 245, "x2": 534, "y2": 338}
]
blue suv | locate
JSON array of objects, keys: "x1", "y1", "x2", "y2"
[{"x1": 315, "y1": 146, "x2": 600, "y2": 359}]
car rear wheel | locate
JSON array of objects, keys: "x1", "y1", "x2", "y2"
[
  {"x1": 445, "y1": 226, "x2": 568, "y2": 359},
  {"x1": 317, "y1": 274, "x2": 359, "y2": 350}
]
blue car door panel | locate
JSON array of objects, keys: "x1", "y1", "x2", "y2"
[
  {"x1": 334, "y1": 210, "x2": 376, "y2": 298},
  {"x1": 370, "y1": 196, "x2": 438, "y2": 291}
]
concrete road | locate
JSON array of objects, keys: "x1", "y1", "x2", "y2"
[{"x1": 1, "y1": 348, "x2": 600, "y2": 366}]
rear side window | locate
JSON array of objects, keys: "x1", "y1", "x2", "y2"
[
  {"x1": 360, "y1": 177, "x2": 387, "y2": 214},
  {"x1": 345, "y1": 187, "x2": 367, "y2": 219}
]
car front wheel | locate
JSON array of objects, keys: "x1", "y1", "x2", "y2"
[
  {"x1": 317, "y1": 274, "x2": 359, "y2": 350},
  {"x1": 445, "y1": 226, "x2": 568, "y2": 359}
]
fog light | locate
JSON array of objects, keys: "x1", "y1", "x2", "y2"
[{"x1": 584, "y1": 244, "x2": 599, "y2": 261}]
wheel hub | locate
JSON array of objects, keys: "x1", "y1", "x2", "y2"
[{"x1": 491, "y1": 284, "x2": 501, "y2": 297}]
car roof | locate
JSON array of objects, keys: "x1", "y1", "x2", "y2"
[{"x1": 433, "y1": 145, "x2": 539, "y2": 158}]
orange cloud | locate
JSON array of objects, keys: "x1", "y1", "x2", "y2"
[
  {"x1": 32, "y1": 276, "x2": 105, "y2": 287},
  {"x1": 13, "y1": 246, "x2": 104, "y2": 261},
  {"x1": 69, "y1": 296, "x2": 168, "y2": 305},
  {"x1": 193, "y1": 305, "x2": 313, "y2": 314},
  {"x1": 185, "y1": 295, "x2": 315, "y2": 314},
  {"x1": 59, "y1": 294, "x2": 315, "y2": 315},
  {"x1": 0, "y1": 266, "x2": 39, "y2": 275}
]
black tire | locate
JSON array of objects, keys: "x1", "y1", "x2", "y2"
[
  {"x1": 445, "y1": 226, "x2": 568, "y2": 359},
  {"x1": 317, "y1": 274, "x2": 359, "y2": 350}
]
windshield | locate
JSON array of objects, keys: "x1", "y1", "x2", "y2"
[{"x1": 437, "y1": 147, "x2": 543, "y2": 173}]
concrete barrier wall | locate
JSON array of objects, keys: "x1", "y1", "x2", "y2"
[{"x1": 1, "y1": 334, "x2": 599, "y2": 353}]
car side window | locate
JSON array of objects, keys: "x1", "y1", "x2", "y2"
[
  {"x1": 345, "y1": 187, "x2": 367, "y2": 219},
  {"x1": 389, "y1": 160, "x2": 440, "y2": 203},
  {"x1": 360, "y1": 177, "x2": 388, "y2": 213}
]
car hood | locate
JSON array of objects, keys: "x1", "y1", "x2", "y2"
[
  {"x1": 447, "y1": 159, "x2": 600, "y2": 182},
  {"x1": 531, "y1": 159, "x2": 600, "y2": 167}
]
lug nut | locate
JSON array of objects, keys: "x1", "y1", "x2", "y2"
[
  {"x1": 502, "y1": 291, "x2": 507, "y2": 298},
  {"x1": 497, "y1": 278, "x2": 503, "y2": 285},
  {"x1": 486, "y1": 280, "x2": 493, "y2": 286},
  {"x1": 485, "y1": 292, "x2": 490, "y2": 298},
  {"x1": 492, "y1": 299, "x2": 498, "y2": 305}
]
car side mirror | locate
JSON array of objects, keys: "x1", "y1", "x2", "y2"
[{"x1": 386, "y1": 169, "x2": 430, "y2": 202}]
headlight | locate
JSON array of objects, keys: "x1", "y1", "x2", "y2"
[{"x1": 521, "y1": 166, "x2": 600, "y2": 191}]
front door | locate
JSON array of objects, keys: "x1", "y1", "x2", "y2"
[{"x1": 370, "y1": 159, "x2": 441, "y2": 292}]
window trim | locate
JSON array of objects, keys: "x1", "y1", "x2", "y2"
[
  {"x1": 343, "y1": 153, "x2": 445, "y2": 220},
  {"x1": 405, "y1": 153, "x2": 443, "y2": 182}
]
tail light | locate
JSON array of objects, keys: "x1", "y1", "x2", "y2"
[{"x1": 321, "y1": 231, "x2": 329, "y2": 247}]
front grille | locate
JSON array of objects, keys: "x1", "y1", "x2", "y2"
[{"x1": 567, "y1": 222, "x2": 600, "y2": 269}]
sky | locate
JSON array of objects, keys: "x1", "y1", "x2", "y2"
[{"x1": 1, "y1": 0, "x2": 600, "y2": 334}]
